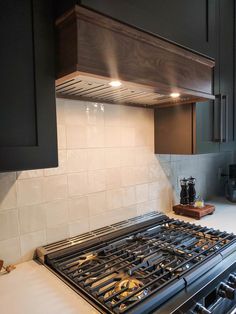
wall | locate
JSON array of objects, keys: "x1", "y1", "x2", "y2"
[
  {"x1": 0, "y1": 99, "x2": 232, "y2": 265},
  {"x1": 158, "y1": 152, "x2": 233, "y2": 202}
]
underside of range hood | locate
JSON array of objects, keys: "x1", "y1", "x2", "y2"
[{"x1": 55, "y1": 5, "x2": 215, "y2": 107}]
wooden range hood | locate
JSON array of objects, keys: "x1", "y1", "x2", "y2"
[{"x1": 55, "y1": 6, "x2": 215, "y2": 107}]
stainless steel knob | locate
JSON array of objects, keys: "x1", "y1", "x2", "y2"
[
  {"x1": 194, "y1": 303, "x2": 211, "y2": 314},
  {"x1": 218, "y1": 282, "x2": 235, "y2": 300},
  {"x1": 228, "y1": 274, "x2": 236, "y2": 288}
]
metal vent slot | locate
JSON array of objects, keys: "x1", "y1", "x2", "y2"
[
  {"x1": 36, "y1": 212, "x2": 164, "y2": 261},
  {"x1": 56, "y1": 75, "x2": 169, "y2": 106}
]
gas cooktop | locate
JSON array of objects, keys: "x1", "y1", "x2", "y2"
[{"x1": 36, "y1": 212, "x2": 236, "y2": 314}]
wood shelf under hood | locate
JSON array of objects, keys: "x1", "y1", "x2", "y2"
[{"x1": 55, "y1": 5, "x2": 215, "y2": 107}]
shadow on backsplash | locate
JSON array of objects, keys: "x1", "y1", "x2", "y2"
[{"x1": 157, "y1": 152, "x2": 234, "y2": 203}]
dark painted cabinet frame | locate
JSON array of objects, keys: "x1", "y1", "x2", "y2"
[
  {"x1": 0, "y1": 0, "x2": 58, "y2": 171},
  {"x1": 155, "y1": 0, "x2": 236, "y2": 155}
]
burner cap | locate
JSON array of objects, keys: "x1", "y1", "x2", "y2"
[{"x1": 105, "y1": 276, "x2": 149, "y2": 309}]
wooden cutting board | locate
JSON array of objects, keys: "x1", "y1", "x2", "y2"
[{"x1": 173, "y1": 204, "x2": 215, "y2": 220}]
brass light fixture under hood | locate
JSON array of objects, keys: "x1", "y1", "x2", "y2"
[{"x1": 55, "y1": 5, "x2": 215, "y2": 107}]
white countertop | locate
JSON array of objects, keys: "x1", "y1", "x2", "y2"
[
  {"x1": 0, "y1": 260, "x2": 98, "y2": 314},
  {"x1": 168, "y1": 198, "x2": 236, "y2": 233},
  {"x1": 0, "y1": 198, "x2": 236, "y2": 314}
]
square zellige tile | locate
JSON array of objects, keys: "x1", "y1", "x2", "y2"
[
  {"x1": 64, "y1": 99, "x2": 87, "y2": 125},
  {"x1": 17, "y1": 177, "x2": 43, "y2": 207},
  {"x1": 45, "y1": 199, "x2": 68, "y2": 228},
  {"x1": 20, "y1": 230, "x2": 46, "y2": 262},
  {"x1": 0, "y1": 210, "x2": 19, "y2": 241},
  {"x1": 88, "y1": 191, "x2": 106, "y2": 216},
  {"x1": 0, "y1": 173, "x2": 17, "y2": 210},
  {"x1": 68, "y1": 196, "x2": 89, "y2": 221},
  {"x1": 87, "y1": 125, "x2": 104, "y2": 148},
  {"x1": 123, "y1": 186, "x2": 136, "y2": 207},
  {"x1": 135, "y1": 183, "x2": 149, "y2": 203},
  {"x1": 69, "y1": 219, "x2": 90, "y2": 237},
  {"x1": 88, "y1": 170, "x2": 106, "y2": 193},
  {"x1": 68, "y1": 172, "x2": 88, "y2": 197},
  {"x1": 105, "y1": 168, "x2": 121, "y2": 190},
  {"x1": 121, "y1": 127, "x2": 135, "y2": 147},
  {"x1": 105, "y1": 126, "x2": 121, "y2": 147},
  {"x1": 66, "y1": 125, "x2": 87, "y2": 149},
  {"x1": 43, "y1": 175, "x2": 67, "y2": 202},
  {"x1": 67, "y1": 149, "x2": 87, "y2": 173},
  {"x1": 0, "y1": 237, "x2": 21, "y2": 264},
  {"x1": 104, "y1": 148, "x2": 120, "y2": 169},
  {"x1": 46, "y1": 224, "x2": 69, "y2": 243},
  {"x1": 19, "y1": 204, "x2": 46, "y2": 234},
  {"x1": 85, "y1": 102, "x2": 104, "y2": 125},
  {"x1": 106, "y1": 188, "x2": 123, "y2": 210},
  {"x1": 87, "y1": 148, "x2": 105, "y2": 170}
]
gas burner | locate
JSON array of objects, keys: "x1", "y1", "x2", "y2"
[
  {"x1": 68, "y1": 253, "x2": 103, "y2": 275},
  {"x1": 85, "y1": 269, "x2": 116, "y2": 288},
  {"x1": 175, "y1": 262, "x2": 191, "y2": 273},
  {"x1": 46, "y1": 214, "x2": 236, "y2": 314},
  {"x1": 126, "y1": 234, "x2": 150, "y2": 244},
  {"x1": 104, "y1": 276, "x2": 149, "y2": 310}
]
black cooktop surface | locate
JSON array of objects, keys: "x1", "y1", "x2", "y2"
[{"x1": 46, "y1": 218, "x2": 236, "y2": 314}]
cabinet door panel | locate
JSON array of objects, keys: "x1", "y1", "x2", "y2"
[
  {"x1": 81, "y1": 0, "x2": 216, "y2": 57},
  {"x1": 196, "y1": 101, "x2": 220, "y2": 153},
  {"x1": 0, "y1": 0, "x2": 58, "y2": 171},
  {"x1": 219, "y1": 0, "x2": 235, "y2": 151},
  {"x1": 0, "y1": 1, "x2": 36, "y2": 146}
]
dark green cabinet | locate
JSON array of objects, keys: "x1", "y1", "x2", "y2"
[
  {"x1": 0, "y1": 0, "x2": 58, "y2": 171},
  {"x1": 81, "y1": 0, "x2": 216, "y2": 58},
  {"x1": 155, "y1": 0, "x2": 236, "y2": 154},
  {"x1": 196, "y1": 0, "x2": 236, "y2": 154}
]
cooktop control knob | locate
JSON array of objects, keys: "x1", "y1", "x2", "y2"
[
  {"x1": 218, "y1": 282, "x2": 235, "y2": 300},
  {"x1": 228, "y1": 274, "x2": 236, "y2": 287},
  {"x1": 194, "y1": 303, "x2": 211, "y2": 314}
]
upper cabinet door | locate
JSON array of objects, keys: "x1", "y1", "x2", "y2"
[
  {"x1": 0, "y1": 0, "x2": 58, "y2": 171},
  {"x1": 219, "y1": 0, "x2": 236, "y2": 151},
  {"x1": 81, "y1": 0, "x2": 217, "y2": 57}
]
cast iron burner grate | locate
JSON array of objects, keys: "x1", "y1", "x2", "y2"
[{"x1": 46, "y1": 218, "x2": 236, "y2": 314}]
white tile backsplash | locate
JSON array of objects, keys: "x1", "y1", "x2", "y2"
[{"x1": 0, "y1": 98, "x2": 231, "y2": 265}]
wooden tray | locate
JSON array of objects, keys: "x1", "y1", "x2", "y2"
[{"x1": 173, "y1": 204, "x2": 215, "y2": 220}]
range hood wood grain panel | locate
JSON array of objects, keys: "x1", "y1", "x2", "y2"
[{"x1": 55, "y1": 6, "x2": 215, "y2": 107}]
